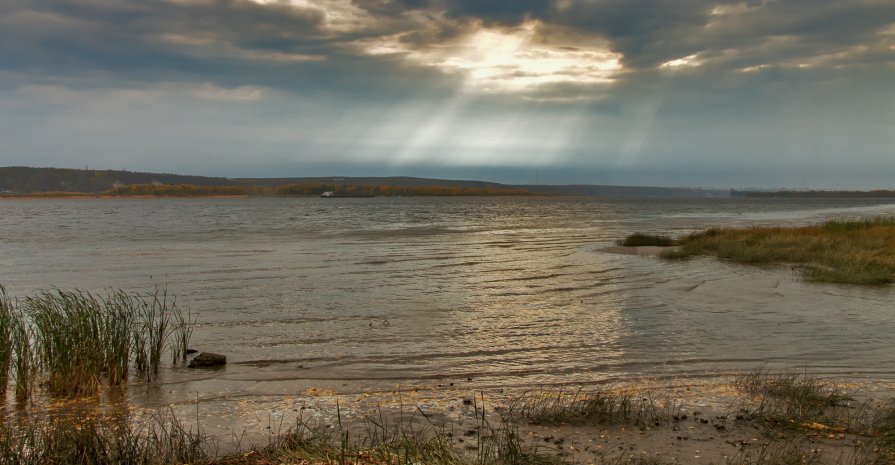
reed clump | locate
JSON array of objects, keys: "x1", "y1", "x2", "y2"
[
  {"x1": 0, "y1": 285, "x2": 195, "y2": 400},
  {"x1": 659, "y1": 217, "x2": 895, "y2": 285}
]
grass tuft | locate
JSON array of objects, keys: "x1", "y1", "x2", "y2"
[
  {"x1": 734, "y1": 369, "x2": 852, "y2": 429},
  {"x1": 508, "y1": 388, "x2": 665, "y2": 428}
]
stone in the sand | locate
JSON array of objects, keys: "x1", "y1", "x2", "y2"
[{"x1": 188, "y1": 352, "x2": 227, "y2": 368}]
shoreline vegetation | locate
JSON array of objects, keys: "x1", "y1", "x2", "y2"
[
  {"x1": 0, "y1": 183, "x2": 533, "y2": 198},
  {"x1": 1, "y1": 368, "x2": 894, "y2": 464},
  {"x1": 0, "y1": 285, "x2": 193, "y2": 401},
  {"x1": 732, "y1": 189, "x2": 895, "y2": 199},
  {"x1": 6, "y1": 166, "x2": 895, "y2": 199},
  {"x1": 619, "y1": 217, "x2": 895, "y2": 285},
  {"x1": 2, "y1": 286, "x2": 894, "y2": 463}
]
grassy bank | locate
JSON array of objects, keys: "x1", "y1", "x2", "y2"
[{"x1": 624, "y1": 217, "x2": 895, "y2": 285}]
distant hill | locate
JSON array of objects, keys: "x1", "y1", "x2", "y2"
[
  {"x1": 0, "y1": 166, "x2": 728, "y2": 198},
  {"x1": 521, "y1": 184, "x2": 726, "y2": 198},
  {"x1": 0, "y1": 166, "x2": 238, "y2": 194},
  {"x1": 732, "y1": 189, "x2": 895, "y2": 198},
  {"x1": 235, "y1": 176, "x2": 508, "y2": 189},
  {"x1": 236, "y1": 176, "x2": 727, "y2": 198}
]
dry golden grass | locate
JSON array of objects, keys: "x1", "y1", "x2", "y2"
[{"x1": 659, "y1": 217, "x2": 895, "y2": 285}]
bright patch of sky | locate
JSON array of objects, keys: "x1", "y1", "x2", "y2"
[{"x1": 364, "y1": 21, "x2": 622, "y2": 94}]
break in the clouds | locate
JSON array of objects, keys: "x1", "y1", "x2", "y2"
[{"x1": 0, "y1": 0, "x2": 893, "y2": 187}]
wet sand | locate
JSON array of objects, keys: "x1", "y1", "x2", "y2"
[
  {"x1": 156, "y1": 374, "x2": 882, "y2": 464},
  {"x1": 103, "y1": 361, "x2": 887, "y2": 462}
]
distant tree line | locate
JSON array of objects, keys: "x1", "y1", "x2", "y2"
[
  {"x1": 101, "y1": 183, "x2": 531, "y2": 197},
  {"x1": 733, "y1": 189, "x2": 895, "y2": 198},
  {"x1": 105, "y1": 184, "x2": 250, "y2": 196},
  {"x1": 0, "y1": 167, "x2": 239, "y2": 194}
]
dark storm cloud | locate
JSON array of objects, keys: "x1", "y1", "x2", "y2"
[
  {"x1": 3, "y1": 0, "x2": 893, "y2": 92},
  {"x1": 0, "y1": 0, "x2": 314, "y2": 83},
  {"x1": 609, "y1": 0, "x2": 895, "y2": 69},
  {"x1": 0, "y1": 0, "x2": 479, "y2": 102},
  {"x1": 1, "y1": 0, "x2": 328, "y2": 60},
  {"x1": 353, "y1": 0, "x2": 554, "y2": 23},
  {"x1": 354, "y1": 0, "x2": 894, "y2": 68},
  {"x1": 440, "y1": 0, "x2": 555, "y2": 24}
]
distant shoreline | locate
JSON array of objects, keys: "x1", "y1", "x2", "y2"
[
  {"x1": 0, "y1": 194, "x2": 253, "y2": 200},
  {"x1": 0, "y1": 193, "x2": 545, "y2": 200}
]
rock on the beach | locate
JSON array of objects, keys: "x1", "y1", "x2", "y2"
[{"x1": 188, "y1": 352, "x2": 227, "y2": 368}]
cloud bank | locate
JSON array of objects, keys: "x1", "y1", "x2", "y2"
[{"x1": 0, "y1": 0, "x2": 893, "y2": 187}]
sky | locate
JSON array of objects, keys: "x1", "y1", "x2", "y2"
[{"x1": 0, "y1": 0, "x2": 893, "y2": 188}]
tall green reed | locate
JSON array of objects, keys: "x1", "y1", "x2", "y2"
[
  {"x1": 132, "y1": 287, "x2": 178, "y2": 382},
  {"x1": 11, "y1": 313, "x2": 36, "y2": 404},
  {"x1": 0, "y1": 286, "x2": 12, "y2": 398},
  {"x1": 146, "y1": 288, "x2": 170, "y2": 378},
  {"x1": 0, "y1": 284, "x2": 194, "y2": 400},
  {"x1": 27, "y1": 290, "x2": 106, "y2": 397},
  {"x1": 170, "y1": 307, "x2": 195, "y2": 364},
  {"x1": 102, "y1": 290, "x2": 136, "y2": 386}
]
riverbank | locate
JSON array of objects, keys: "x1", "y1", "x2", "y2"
[
  {"x1": 618, "y1": 217, "x2": 895, "y2": 285},
  {"x1": 2, "y1": 370, "x2": 893, "y2": 465}
]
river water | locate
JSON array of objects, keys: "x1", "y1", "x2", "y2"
[{"x1": 2, "y1": 196, "x2": 894, "y2": 430}]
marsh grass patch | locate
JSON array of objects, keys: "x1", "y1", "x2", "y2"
[{"x1": 660, "y1": 217, "x2": 895, "y2": 285}]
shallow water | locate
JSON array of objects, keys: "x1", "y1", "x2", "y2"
[{"x1": 2, "y1": 196, "x2": 895, "y2": 425}]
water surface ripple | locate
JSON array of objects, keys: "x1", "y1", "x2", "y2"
[{"x1": 2, "y1": 197, "x2": 895, "y2": 398}]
